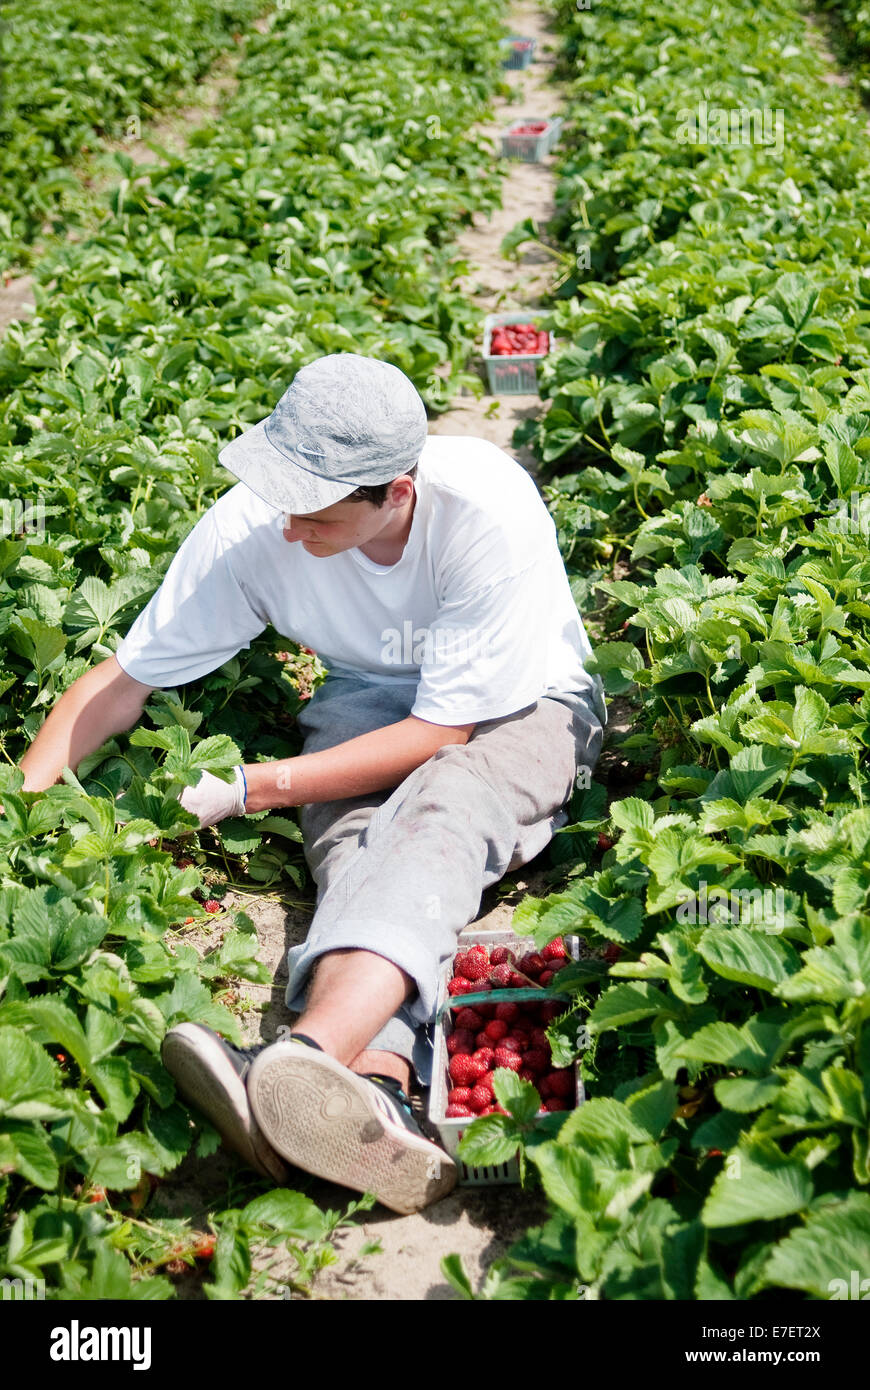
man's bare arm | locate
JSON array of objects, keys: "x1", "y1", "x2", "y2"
[
  {"x1": 19, "y1": 656, "x2": 156, "y2": 792},
  {"x1": 243, "y1": 715, "x2": 475, "y2": 810}
]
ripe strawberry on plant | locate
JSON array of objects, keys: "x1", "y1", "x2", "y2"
[
  {"x1": 204, "y1": 899, "x2": 222, "y2": 914},
  {"x1": 192, "y1": 1234, "x2": 216, "y2": 1261},
  {"x1": 602, "y1": 943, "x2": 623, "y2": 963}
]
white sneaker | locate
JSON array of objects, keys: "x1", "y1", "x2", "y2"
[{"x1": 247, "y1": 1040, "x2": 457, "y2": 1215}]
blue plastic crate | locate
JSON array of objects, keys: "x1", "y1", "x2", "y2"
[{"x1": 500, "y1": 34, "x2": 536, "y2": 69}]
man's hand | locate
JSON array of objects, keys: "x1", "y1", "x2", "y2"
[{"x1": 178, "y1": 767, "x2": 247, "y2": 830}]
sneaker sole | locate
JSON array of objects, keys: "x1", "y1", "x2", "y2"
[
  {"x1": 161, "y1": 1023, "x2": 289, "y2": 1185},
  {"x1": 247, "y1": 1045, "x2": 457, "y2": 1215}
]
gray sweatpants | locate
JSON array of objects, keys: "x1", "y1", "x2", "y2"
[{"x1": 284, "y1": 673, "x2": 604, "y2": 1085}]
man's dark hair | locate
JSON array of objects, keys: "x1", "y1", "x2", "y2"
[{"x1": 344, "y1": 462, "x2": 417, "y2": 507}]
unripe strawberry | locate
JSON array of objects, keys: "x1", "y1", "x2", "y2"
[
  {"x1": 446, "y1": 1028, "x2": 475, "y2": 1056},
  {"x1": 493, "y1": 1050, "x2": 523, "y2": 1072}
]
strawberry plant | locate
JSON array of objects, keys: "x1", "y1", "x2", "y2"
[
  {"x1": 0, "y1": 0, "x2": 265, "y2": 272},
  {"x1": 454, "y1": 0, "x2": 870, "y2": 1300}
]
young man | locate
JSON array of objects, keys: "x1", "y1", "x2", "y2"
[{"x1": 20, "y1": 354, "x2": 605, "y2": 1215}]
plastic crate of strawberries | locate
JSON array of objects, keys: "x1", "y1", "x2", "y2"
[
  {"x1": 428, "y1": 930, "x2": 583, "y2": 1185},
  {"x1": 499, "y1": 34, "x2": 536, "y2": 69},
  {"x1": 482, "y1": 314, "x2": 551, "y2": 395},
  {"x1": 500, "y1": 115, "x2": 563, "y2": 163}
]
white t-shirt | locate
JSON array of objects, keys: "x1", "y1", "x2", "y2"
[{"x1": 115, "y1": 435, "x2": 605, "y2": 726}]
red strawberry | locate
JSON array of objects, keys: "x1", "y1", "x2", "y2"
[
  {"x1": 490, "y1": 946, "x2": 513, "y2": 966},
  {"x1": 448, "y1": 1087, "x2": 473, "y2": 1106},
  {"x1": 479, "y1": 1104, "x2": 497, "y2": 1115},
  {"x1": 192, "y1": 1234, "x2": 216, "y2": 1261},
  {"x1": 602, "y1": 943, "x2": 623, "y2": 963},
  {"x1": 447, "y1": 977, "x2": 474, "y2": 997},
  {"x1": 449, "y1": 1054, "x2": 487, "y2": 1085},
  {"x1": 519, "y1": 1068, "x2": 537, "y2": 1084},
  {"x1": 469, "y1": 1083, "x2": 493, "y2": 1112},
  {"x1": 539, "y1": 970, "x2": 554, "y2": 986},
  {"x1": 531, "y1": 1028, "x2": 550, "y2": 1049},
  {"x1": 446, "y1": 1104, "x2": 474, "y2": 1117},
  {"x1": 484, "y1": 1019, "x2": 509, "y2": 1042},
  {"x1": 598, "y1": 833, "x2": 614, "y2": 851},
  {"x1": 520, "y1": 953, "x2": 546, "y2": 977},
  {"x1": 539, "y1": 1001, "x2": 564, "y2": 1024},
  {"x1": 495, "y1": 1002, "x2": 520, "y2": 1024},
  {"x1": 472, "y1": 1046, "x2": 495, "y2": 1070},
  {"x1": 454, "y1": 1007, "x2": 482, "y2": 1031},
  {"x1": 489, "y1": 963, "x2": 513, "y2": 988},
  {"x1": 204, "y1": 899, "x2": 221, "y2": 914},
  {"x1": 509, "y1": 972, "x2": 529, "y2": 988},
  {"x1": 493, "y1": 1050, "x2": 523, "y2": 1072},
  {"x1": 547, "y1": 1069, "x2": 574, "y2": 1098},
  {"x1": 446, "y1": 1028, "x2": 475, "y2": 1056},
  {"x1": 542, "y1": 938, "x2": 567, "y2": 961},
  {"x1": 544, "y1": 1098, "x2": 568, "y2": 1112},
  {"x1": 467, "y1": 942, "x2": 489, "y2": 958},
  {"x1": 473, "y1": 1071, "x2": 495, "y2": 1097},
  {"x1": 459, "y1": 955, "x2": 490, "y2": 982},
  {"x1": 499, "y1": 1035, "x2": 522, "y2": 1053},
  {"x1": 523, "y1": 1048, "x2": 549, "y2": 1075},
  {"x1": 474, "y1": 1030, "x2": 491, "y2": 1049}
]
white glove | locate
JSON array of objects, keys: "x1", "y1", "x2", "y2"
[{"x1": 178, "y1": 766, "x2": 247, "y2": 829}]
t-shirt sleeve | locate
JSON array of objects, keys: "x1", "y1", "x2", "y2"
[
  {"x1": 409, "y1": 565, "x2": 550, "y2": 726},
  {"x1": 114, "y1": 509, "x2": 268, "y2": 688}
]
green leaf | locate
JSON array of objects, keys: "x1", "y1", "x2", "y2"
[
  {"x1": 702, "y1": 1141, "x2": 813, "y2": 1228},
  {"x1": 761, "y1": 1195, "x2": 870, "y2": 1297},
  {"x1": 696, "y1": 928, "x2": 800, "y2": 991},
  {"x1": 456, "y1": 1114, "x2": 523, "y2": 1167},
  {"x1": 492, "y1": 1069, "x2": 541, "y2": 1125},
  {"x1": 241, "y1": 1190, "x2": 327, "y2": 1240},
  {"x1": 589, "y1": 982, "x2": 675, "y2": 1031}
]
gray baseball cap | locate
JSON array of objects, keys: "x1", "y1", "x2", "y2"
[{"x1": 218, "y1": 353, "x2": 428, "y2": 515}]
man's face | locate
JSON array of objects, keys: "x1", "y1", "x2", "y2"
[{"x1": 281, "y1": 476, "x2": 413, "y2": 556}]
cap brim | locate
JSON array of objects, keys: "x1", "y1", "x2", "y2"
[{"x1": 218, "y1": 418, "x2": 362, "y2": 515}]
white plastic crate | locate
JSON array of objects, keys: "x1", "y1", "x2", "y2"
[
  {"x1": 500, "y1": 34, "x2": 537, "y2": 69},
  {"x1": 500, "y1": 114, "x2": 563, "y2": 162},
  {"x1": 428, "y1": 928, "x2": 583, "y2": 1186},
  {"x1": 482, "y1": 312, "x2": 551, "y2": 396}
]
